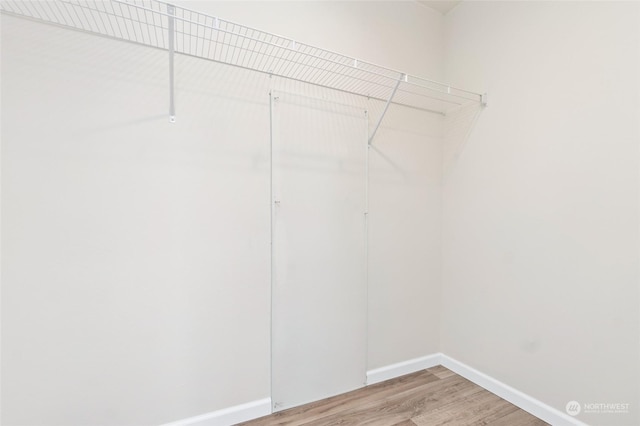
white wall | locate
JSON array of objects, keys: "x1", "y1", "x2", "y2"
[
  {"x1": 1, "y1": 2, "x2": 445, "y2": 424},
  {"x1": 1, "y1": 18, "x2": 273, "y2": 425},
  {"x1": 442, "y1": 2, "x2": 640, "y2": 425},
  {"x1": 6, "y1": 2, "x2": 638, "y2": 425},
  {"x1": 182, "y1": 4, "x2": 446, "y2": 371},
  {"x1": 368, "y1": 105, "x2": 443, "y2": 369}
]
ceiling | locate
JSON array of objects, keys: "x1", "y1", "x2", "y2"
[{"x1": 418, "y1": 1, "x2": 462, "y2": 15}]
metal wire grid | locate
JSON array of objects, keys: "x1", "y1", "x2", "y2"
[{"x1": 1, "y1": 0, "x2": 483, "y2": 113}]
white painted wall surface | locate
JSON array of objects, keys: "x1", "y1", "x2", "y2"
[
  {"x1": 184, "y1": 0, "x2": 447, "y2": 373},
  {"x1": 270, "y1": 92, "x2": 369, "y2": 411},
  {"x1": 1, "y1": 2, "x2": 445, "y2": 424},
  {"x1": 442, "y1": 2, "x2": 640, "y2": 425},
  {"x1": 367, "y1": 105, "x2": 443, "y2": 369},
  {"x1": 1, "y1": 19, "x2": 273, "y2": 425}
]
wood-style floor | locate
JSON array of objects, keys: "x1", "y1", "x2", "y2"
[{"x1": 238, "y1": 366, "x2": 549, "y2": 426}]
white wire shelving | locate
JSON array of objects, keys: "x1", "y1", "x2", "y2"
[{"x1": 1, "y1": 0, "x2": 486, "y2": 124}]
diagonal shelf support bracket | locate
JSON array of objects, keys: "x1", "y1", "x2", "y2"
[
  {"x1": 168, "y1": 4, "x2": 176, "y2": 123},
  {"x1": 368, "y1": 73, "x2": 404, "y2": 145}
]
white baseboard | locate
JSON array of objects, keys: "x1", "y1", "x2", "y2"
[
  {"x1": 161, "y1": 354, "x2": 589, "y2": 426},
  {"x1": 159, "y1": 398, "x2": 271, "y2": 426},
  {"x1": 366, "y1": 353, "x2": 442, "y2": 385},
  {"x1": 439, "y1": 354, "x2": 588, "y2": 426}
]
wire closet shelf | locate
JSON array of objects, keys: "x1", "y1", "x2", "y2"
[{"x1": 1, "y1": 0, "x2": 485, "y2": 117}]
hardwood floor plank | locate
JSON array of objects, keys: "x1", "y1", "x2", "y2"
[
  {"x1": 237, "y1": 368, "x2": 548, "y2": 426},
  {"x1": 412, "y1": 390, "x2": 499, "y2": 424},
  {"x1": 412, "y1": 391, "x2": 517, "y2": 425},
  {"x1": 239, "y1": 371, "x2": 440, "y2": 426},
  {"x1": 391, "y1": 420, "x2": 417, "y2": 426},
  {"x1": 479, "y1": 407, "x2": 548, "y2": 426},
  {"x1": 304, "y1": 376, "x2": 482, "y2": 426},
  {"x1": 471, "y1": 401, "x2": 526, "y2": 426},
  {"x1": 425, "y1": 366, "x2": 457, "y2": 380}
]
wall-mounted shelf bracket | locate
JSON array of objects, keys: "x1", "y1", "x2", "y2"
[
  {"x1": 481, "y1": 92, "x2": 488, "y2": 107},
  {"x1": 368, "y1": 73, "x2": 404, "y2": 145},
  {"x1": 168, "y1": 4, "x2": 176, "y2": 123}
]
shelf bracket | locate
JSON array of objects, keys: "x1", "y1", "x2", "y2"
[
  {"x1": 368, "y1": 73, "x2": 404, "y2": 145},
  {"x1": 168, "y1": 4, "x2": 176, "y2": 123}
]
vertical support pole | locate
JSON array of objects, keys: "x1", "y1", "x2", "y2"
[
  {"x1": 368, "y1": 74, "x2": 404, "y2": 145},
  {"x1": 269, "y1": 90, "x2": 275, "y2": 412},
  {"x1": 363, "y1": 109, "x2": 369, "y2": 385},
  {"x1": 168, "y1": 4, "x2": 176, "y2": 123}
]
